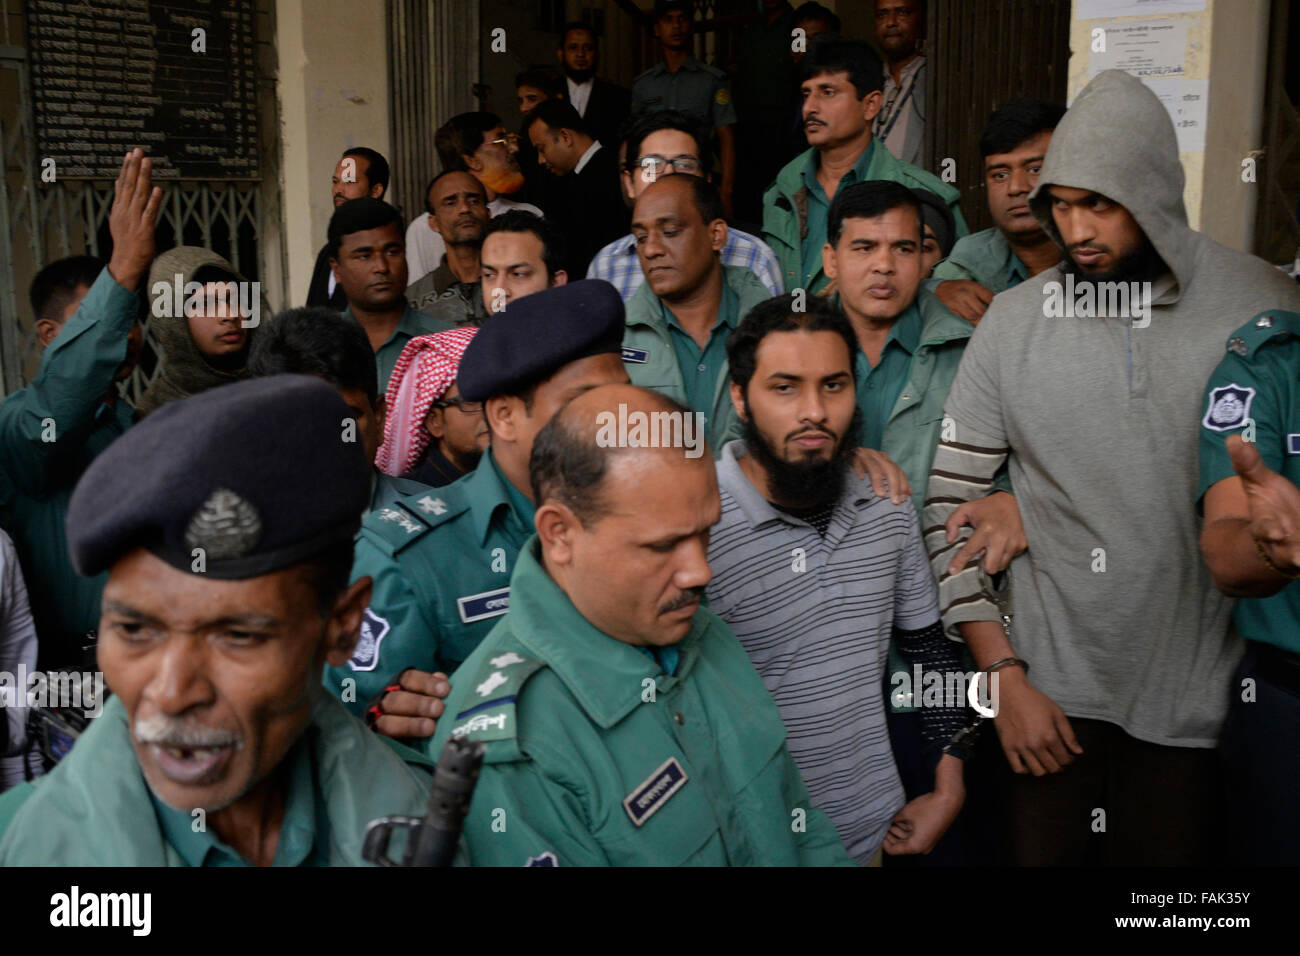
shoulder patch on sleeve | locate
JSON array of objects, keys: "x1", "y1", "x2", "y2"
[
  {"x1": 347, "y1": 607, "x2": 391, "y2": 671},
  {"x1": 1202, "y1": 384, "x2": 1256, "y2": 432},
  {"x1": 448, "y1": 651, "x2": 546, "y2": 752}
]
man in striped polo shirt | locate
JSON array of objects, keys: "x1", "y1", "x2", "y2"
[{"x1": 706, "y1": 293, "x2": 969, "y2": 864}]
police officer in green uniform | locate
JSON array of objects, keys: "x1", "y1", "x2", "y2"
[
  {"x1": 0, "y1": 376, "x2": 433, "y2": 864},
  {"x1": 632, "y1": 1, "x2": 738, "y2": 214},
  {"x1": 1198, "y1": 308, "x2": 1300, "y2": 865},
  {"x1": 326, "y1": 280, "x2": 630, "y2": 738},
  {"x1": 0, "y1": 149, "x2": 155, "y2": 669},
  {"x1": 431, "y1": 384, "x2": 852, "y2": 865}
]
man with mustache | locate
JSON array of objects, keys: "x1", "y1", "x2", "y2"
[
  {"x1": 930, "y1": 99, "x2": 1065, "y2": 324},
  {"x1": 404, "y1": 172, "x2": 491, "y2": 315},
  {"x1": 308, "y1": 147, "x2": 389, "y2": 310},
  {"x1": 329, "y1": 197, "x2": 455, "y2": 393},
  {"x1": 0, "y1": 376, "x2": 434, "y2": 864},
  {"x1": 429, "y1": 383, "x2": 852, "y2": 865},
  {"x1": 326, "y1": 281, "x2": 630, "y2": 740},
  {"x1": 871, "y1": 0, "x2": 927, "y2": 168},
  {"x1": 763, "y1": 34, "x2": 964, "y2": 296},
  {"x1": 624, "y1": 174, "x2": 773, "y2": 455},
  {"x1": 405, "y1": 113, "x2": 544, "y2": 288},
  {"x1": 705, "y1": 294, "x2": 969, "y2": 865},
  {"x1": 923, "y1": 70, "x2": 1300, "y2": 865},
  {"x1": 555, "y1": 22, "x2": 629, "y2": 152}
]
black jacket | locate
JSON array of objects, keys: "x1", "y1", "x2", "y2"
[
  {"x1": 565, "y1": 77, "x2": 631, "y2": 150},
  {"x1": 307, "y1": 243, "x2": 348, "y2": 310},
  {"x1": 554, "y1": 142, "x2": 630, "y2": 277}
]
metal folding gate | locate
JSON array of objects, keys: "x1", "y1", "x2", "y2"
[{"x1": 0, "y1": 0, "x2": 286, "y2": 402}]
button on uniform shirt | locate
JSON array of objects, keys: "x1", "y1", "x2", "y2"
[
  {"x1": 705, "y1": 439, "x2": 942, "y2": 862},
  {"x1": 662, "y1": 282, "x2": 739, "y2": 423},
  {"x1": 427, "y1": 536, "x2": 853, "y2": 866},
  {"x1": 325, "y1": 448, "x2": 535, "y2": 714},
  {"x1": 588, "y1": 226, "x2": 784, "y2": 302},
  {"x1": 855, "y1": 303, "x2": 922, "y2": 452},
  {"x1": 343, "y1": 305, "x2": 455, "y2": 393},
  {"x1": 631, "y1": 57, "x2": 738, "y2": 130}
]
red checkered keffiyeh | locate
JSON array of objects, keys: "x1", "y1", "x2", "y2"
[{"x1": 376, "y1": 326, "x2": 478, "y2": 476}]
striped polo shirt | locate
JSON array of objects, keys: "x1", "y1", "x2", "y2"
[{"x1": 706, "y1": 440, "x2": 941, "y2": 862}]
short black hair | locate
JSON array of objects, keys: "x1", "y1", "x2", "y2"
[
  {"x1": 827, "y1": 180, "x2": 922, "y2": 247},
  {"x1": 800, "y1": 34, "x2": 883, "y2": 99},
  {"x1": 654, "y1": 0, "x2": 693, "y2": 21},
  {"x1": 30, "y1": 255, "x2": 103, "y2": 322},
  {"x1": 621, "y1": 109, "x2": 710, "y2": 175},
  {"x1": 515, "y1": 67, "x2": 565, "y2": 99},
  {"x1": 248, "y1": 307, "x2": 380, "y2": 409},
  {"x1": 484, "y1": 210, "x2": 567, "y2": 279},
  {"x1": 529, "y1": 389, "x2": 695, "y2": 526},
  {"x1": 527, "y1": 98, "x2": 589, "y2": 138},
  {"x1": 650, "y1": 173, "x2": 724, "y2": 227},
  {"x1": 978, "y1": 98, "x2": 1067, "y2": 160},
  {"x1": 726, "y1": 293, "x2": 857, "y2": 395},
  {"x1": 558, "y1": 21, "x2": 596, "y2": 46},
  {"x1": 792, "y1": 1, "x2": 841, "y2": 31},
  {"x1": 327, "y1": 197, "x2": 404, "y2": 260},
  {"x1": 435, "y1": 112, "x2": 503, "y2": 172},
  {"x1": 341, "y1": 147, "x2": 390, "y2": 197}
]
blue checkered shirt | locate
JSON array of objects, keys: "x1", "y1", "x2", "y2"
[{"x1": 587, "y1": 227, "x2": 784, "y2": 301}]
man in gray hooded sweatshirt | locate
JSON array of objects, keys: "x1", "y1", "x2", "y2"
[{"x1": 921, "y1": 70, "x2": 1300, "y2": 865}]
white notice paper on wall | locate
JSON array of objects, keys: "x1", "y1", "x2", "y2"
[
  {"x1": 1088, "y1": 18, "x2": 1187, "y2": 77},
  {"x1": 1078, "y1": 0, "x2": 1204, "y2": 17},
  {"x1": 1141, "y1": 76, "x2": 1208, "y2": 153}
]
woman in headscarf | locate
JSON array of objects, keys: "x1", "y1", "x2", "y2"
[{"x1": 376, "y1": 327, "x2": 485, "y2": 487}]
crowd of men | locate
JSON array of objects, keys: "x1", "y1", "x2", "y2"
[{"x1": 0, "y1": 0, "x2": 1297, "y2": 869}]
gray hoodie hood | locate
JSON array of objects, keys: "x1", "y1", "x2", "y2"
[{"x1": 1029, "y1": 70, "x2": 1191, "y2": 295}]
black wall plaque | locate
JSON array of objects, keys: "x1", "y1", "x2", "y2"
[{"x1": 27, "y1": 0, "x2": 260, "y2": 180}]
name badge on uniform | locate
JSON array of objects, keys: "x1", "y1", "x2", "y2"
[
  {"x1": 622, "y1": 347, "x2": 649, "y2": 364},
  {"x1": 1288, "y1": 435, "x2": 1300, "y2": 456},
  {"x1": 457, "y1": 587, "x2": 511, "y2": 624},
  {"x1": 623, "y1": 757, "x2": 688, "y2": 827}
]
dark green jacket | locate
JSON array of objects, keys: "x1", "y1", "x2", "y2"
[
  {"x1": 763, "y1": 141, "x2": 967, "y2": 294},
  {"x1": 0, "y1": 689, "x2": 433, "y2": 865},
  {"x1": 0, "y1": 267, "x2": 136, "y2": 666},
  {"x1": 428, "y1": 537, "x2": 854, "y2": 866}
]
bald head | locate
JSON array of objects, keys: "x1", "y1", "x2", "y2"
[
  {"x1": 631, "y1": 175, "x2": 727, "y2": 301},
  {"x1": 530, "y1": 384, "x2": 711, "y2": 523},
  {"x1": 530, "y1": 384, "x2": 720, "y2": 647}
]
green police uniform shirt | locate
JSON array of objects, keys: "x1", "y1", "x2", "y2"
[
  {"x1": 326, "y1": 448, "x2": 534, "y2": 715},
  {"x1": 343, "y1": 304, "x2": 455, "y2": 394},
  {"x1": 630, "y1": 56, "x2": 738, "y2": 131},
  {"x1": 1197, "y1": 309, "x2": 1300, "y2": 654},
  {"x1": 0, "y1": 267, "x2": 137, "y2": 667},
  {"x1": 929, "y1": 226, "x2": 1029, "y2": 294},
  {"x1": 0, "y1": 689, "x2": 433, "y2": 865},
  {"x1": 428, "y1": 536, "x2": 854, "y2": 866}
]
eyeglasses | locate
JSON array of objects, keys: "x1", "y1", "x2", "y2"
[
  {"x1": 631, "y1": 154, "x2": 703, "y2": 176},
  {"x1": 483, "y1": 133, "x2": 519, "y2": 149},
  {"x1": 432, "y1": 397, "x2": 483, "y2": 414}
]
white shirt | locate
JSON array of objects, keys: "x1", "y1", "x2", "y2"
[
  {"x1": 404, "y1": 195, "x2": 545, "y2": 287},
  {"x1": 876, "y1": 56, "x2": 924, "y2": 165},
  {"x1": 567, "y1": 77, "x2": 594, "y2": 117},
  {"x1": 572, "y1": 140, "x2": 602, "y2": 176}
]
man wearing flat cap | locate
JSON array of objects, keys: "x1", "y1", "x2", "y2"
[
  {"x1": 0, "y1": 376, "x2": 434, "y2": 865},
  {"x1": 326, "y1": 280, "x2": 630, "y2": 741}
]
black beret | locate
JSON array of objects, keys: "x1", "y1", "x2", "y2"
[
  {"x1": 68, "y1": 375, "x2": 371, "y2": 579},
  {"x1": 457, "y1": 279, "x2": 626, "y2": 402},
  {"x1": 912, "y1": 188, "x2": 957, "y2": 258}
]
